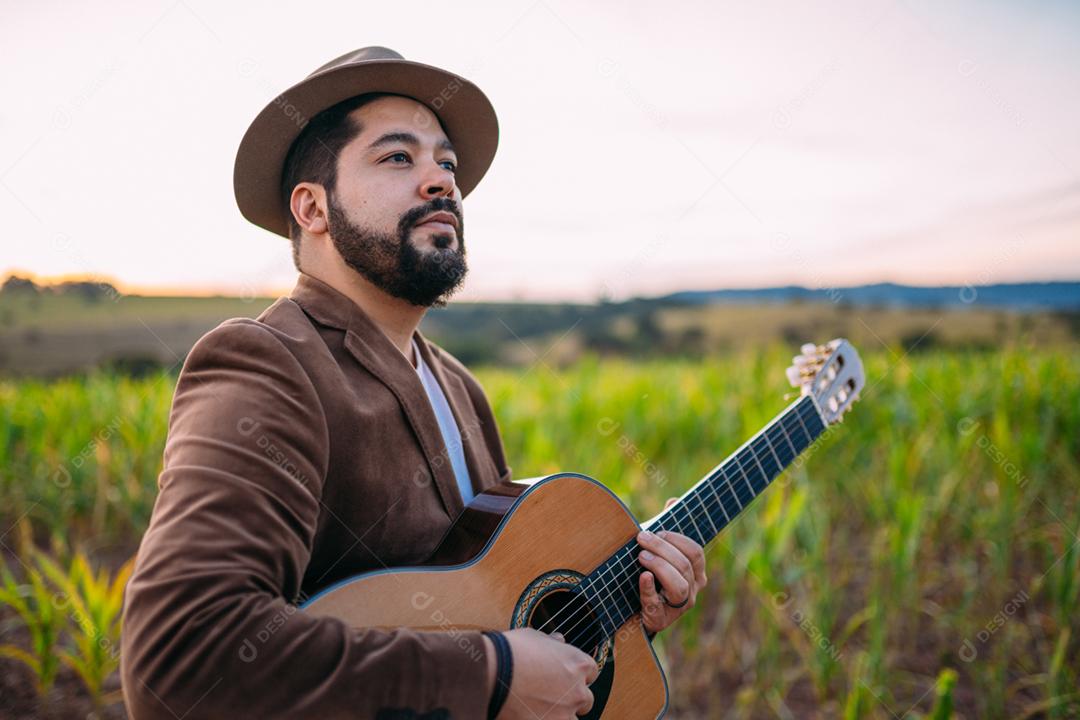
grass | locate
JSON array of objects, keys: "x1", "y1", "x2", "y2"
[{"x1": 0, "y1": 343, "x2": 1077, "y2": 717}]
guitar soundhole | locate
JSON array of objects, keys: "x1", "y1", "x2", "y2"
[
  {"x1": 511, "y1": 570, "x2": 616, "y2": 719},
  {"x1": 527, "y1": 588, "x2": 604, "y2": 655}
]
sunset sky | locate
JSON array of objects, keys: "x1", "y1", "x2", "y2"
[{"x1": 2, "y1": 0, "x2": 1078, "y2": 301}]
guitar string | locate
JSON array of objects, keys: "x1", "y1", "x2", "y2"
[
  {"x1": 560, "y1": 404, "x2": 817, "y2": 652},
  {"x1": 530, "y1": 398, "x2": 816, "y2": 646},
  {"x1": 551, "y1": 429, "x2": 798, "y2": 654},
  {"x1": 560, "y1": 400, "x2": 820, "y2": 653},
  {"x1": 530, "y1": 399, "x2": 822, "y2": 650}
]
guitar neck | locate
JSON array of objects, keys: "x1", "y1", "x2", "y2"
[
  {"x1": 581, "y1": 394, "x2": 829, "y2": 636},
  {"x1": 650, "y1": 394, "x2": 827, "y2": 545}
]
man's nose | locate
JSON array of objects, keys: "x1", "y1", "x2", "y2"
[{"x1": 419, "y1": 161, "x2": 456, "y2": 200}]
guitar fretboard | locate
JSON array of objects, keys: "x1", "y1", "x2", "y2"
[{"x1": 580, "y1": 395, "x2": 827, "y2": 638}]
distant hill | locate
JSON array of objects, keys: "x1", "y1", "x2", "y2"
[
  {"x1": 2, "y1": 274, "x2": 1078, "y2": 376},
  {"x1": 661, "y1": 281, "x2": 1080, "y2": 310}
]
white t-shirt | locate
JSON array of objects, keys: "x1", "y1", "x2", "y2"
[{"x1": 411, "y1": 338, "x2": 474, "y2": 504}]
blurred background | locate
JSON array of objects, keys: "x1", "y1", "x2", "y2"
[{"x1": 1, "y1": 1, "x2": 1078, "y2": 718}]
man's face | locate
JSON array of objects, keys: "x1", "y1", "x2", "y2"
[{"x1": 327, "y1": 95, "x2": 467, "y2": 307}]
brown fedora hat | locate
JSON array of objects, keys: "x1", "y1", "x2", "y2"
[{"x1": 233, "y1": 46, "x2": 499, "y2": 238}]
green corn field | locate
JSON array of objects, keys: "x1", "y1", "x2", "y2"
[{"x1": 1, "y1": 344, "x2": 1077, "y2": 718}]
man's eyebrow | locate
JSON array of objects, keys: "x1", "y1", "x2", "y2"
[{"x1": 365, "y1": 131, "x2": 457, "y2": 155}]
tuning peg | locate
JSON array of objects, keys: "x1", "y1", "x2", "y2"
[{"x1": 792, "y1": 355, "x2": 822, "y2": 370}]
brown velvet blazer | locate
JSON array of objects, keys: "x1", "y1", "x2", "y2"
[{"x1": 120, "y1": 272, "x2": 513, "y2": 719}]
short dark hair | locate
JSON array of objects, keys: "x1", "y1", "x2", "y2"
[{"x1": 279, "y1": 92, "x2": 394, "y2": 268}]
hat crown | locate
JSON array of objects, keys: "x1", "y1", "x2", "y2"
[{"x1": 308, "y1": 46, "x2": 405, "y2": 78}]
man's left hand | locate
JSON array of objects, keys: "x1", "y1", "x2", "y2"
[{"x1": 636, "y1": 497, "x2": 708, "y2": 634}]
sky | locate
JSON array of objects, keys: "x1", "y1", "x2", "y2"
[{"x1": 2, "y1": 0, "x2": 1078, "y2": 302}]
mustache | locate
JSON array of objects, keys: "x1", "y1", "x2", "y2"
[{"x1": 398, "y1": 198, "x2": 463, "y2": 234}]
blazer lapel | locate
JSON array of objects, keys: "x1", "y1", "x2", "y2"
[{"x1": 289, "y1": 273, "x2": 466, "y2": 519}]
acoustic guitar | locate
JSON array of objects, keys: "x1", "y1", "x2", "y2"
[{"x1": 302, "y1": 338, "x2": 865, "y2": 718}]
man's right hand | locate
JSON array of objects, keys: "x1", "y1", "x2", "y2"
[{"x1": 483, "y1": 627, "x2": 599, "y2": 719}]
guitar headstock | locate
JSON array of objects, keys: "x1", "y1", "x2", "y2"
[{"x1": 785, "y1": 338, "x2": 864, "y2": 425}]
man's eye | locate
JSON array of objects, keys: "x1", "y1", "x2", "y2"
[
  {"x1": 386, "y1": 152, "x2": 410, "y2": 164},
  {"x1": 440, "y1": 160, "x2": 457, "y2": 173}
]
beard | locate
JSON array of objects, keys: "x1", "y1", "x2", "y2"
[{"x1": 326, "y1": 192, "x2": 467, "y2": 308}]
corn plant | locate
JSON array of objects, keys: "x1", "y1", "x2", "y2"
[
  {"x1": 37, "y1": 550, "x2": 134, "y2": 709},
  {"x1": 0, "y1": 345, "x2": 1077, "y2": 717},
  {"x1": 927, "y1": 667, "x2": 957, "y2": 720},
  {"x1": 0, "y1": 552, "x2": 66, "y2": 697}
]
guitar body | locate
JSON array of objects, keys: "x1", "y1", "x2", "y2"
[{"x1": 302, "y1": 472, "x2": 669, "y2": 719}]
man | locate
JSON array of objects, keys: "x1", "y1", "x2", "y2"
[{"x1": 120, "y1": 47, "x2": 707, "y2": 720}]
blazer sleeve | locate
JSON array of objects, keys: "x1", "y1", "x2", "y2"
[{"x1": 120, "y1": 319, "x2": 493, "y2": 720}]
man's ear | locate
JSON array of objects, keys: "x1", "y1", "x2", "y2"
[{"x1": 290, "y1": 182, "x2": 329, "y2": 236}]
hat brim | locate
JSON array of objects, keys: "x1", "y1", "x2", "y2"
[{"x1": 234, "y1": 58, "x2": 498, "y2": 238}]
